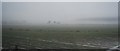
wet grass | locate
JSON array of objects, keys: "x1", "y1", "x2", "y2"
[{"x1": 2, "y1": 24, "x2": 118, "y2": 49}]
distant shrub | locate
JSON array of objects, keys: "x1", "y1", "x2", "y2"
[
  {"x1": 87, "y1": 30, "x2": 90, "y2": 32},
  {"x1": 25, "y1": 29, "x2": 30, "y2": 31},
  {"x1": 18, "y1": 29, "x2": 23, "y2": 31},
  {"x1": 76, "y1": 30, "x2": 80, "y2": 32},
  {"x1": 70, "y1": 31, "x2": 73, "y2": 32},
  {"x1": 38, "y1": 29, "x2": 42, "y2": 32},
  {"x1": 9, "y1": 28, "x2": 13, "y2": 30},
  {"x1": 95, "y1": 30, "x2": 99, "y2": 32}
]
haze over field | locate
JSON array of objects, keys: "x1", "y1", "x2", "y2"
[
  {"x1": 2, "y1": 2, "x2": 119, "y2": 49},
  {"x1": 2, "y1": 2, "x2": 118, "y2": 26},
  {"x1": 0, "y1": 2, "x2": 2, "y2": 50}
]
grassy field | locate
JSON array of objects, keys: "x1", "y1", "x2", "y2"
[
  {"x1": 2, "y1": 24, "x2": 118, "y2": 49},
  {"x1": 0, "y1": 34, "x2": 1, "y2": 49}
]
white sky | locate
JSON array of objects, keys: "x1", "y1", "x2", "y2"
[
  {"x1": 0, "y1": 3, "x2": 1, "y2": 24},
  {"x1": 2, "y1": 2, "x2": 118, "y2": 25},
  {"x1": 2, "y1": 0, "x2": 120, "y2": 2}
]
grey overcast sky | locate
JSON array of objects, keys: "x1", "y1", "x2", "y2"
[
  {"x1": 2, "y1": 2, "x2": 118, "y2": 25},
  {"x1": 0, "y1": 2, "x2": 1, "y2": 24},
  {"x1": 2, "y1": 0, "x2": 120, "y2": 2}
]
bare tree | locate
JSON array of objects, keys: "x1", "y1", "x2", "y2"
[
  {"x1": 53, "y1": 21, "x2": 56, "y2": 24},
  {"x1": 48, "y1": 21, "x2": 51, "y2": 24}
]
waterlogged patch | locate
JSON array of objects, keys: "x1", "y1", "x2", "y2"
[
  {"x1": 89, "y1": 45, "x2": 96, "y2": 47},
  {"x1": 107, "y1": 45, "x2": 120, "y2": 51},
  {"x1": 20, "y1": 48, "x2": 25, "y2": 49},
  {"x1": 37, "y1": 39, "x2": 104, "y2": 48},
  {"x1": 82, "y1": 45, "x2": 89, "y2": 47},
  {"x1": 76, "y1": 44, "x2": 81, "y2": 45},
  {"x1": 35, "y1": 47, "x2": 42, "y2": 49}
]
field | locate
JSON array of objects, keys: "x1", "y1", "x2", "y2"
[
  {"x1": 0, "y1": 34, "x2": 1, "y2": 50},
  {"x1": 2, "y1": 24, "x2": 118, "y2": 49}
]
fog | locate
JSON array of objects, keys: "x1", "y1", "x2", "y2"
[
  {"x1": 2, "y1": 2, "x2": 118, "y2": 25},
  {"x1": 0, "y1": 2, "x2": 2, "y2": 50},
  {"x1": 2, "y1": 0, "x2": 120, "y2": 2}
]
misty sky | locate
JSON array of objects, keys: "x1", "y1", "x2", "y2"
[
  {"x1": 0, "y1": 2, "x2": 1, "y2": 25},
  {"x1": 2, "y1": 0, "x2": 119, "y2": 2},
  {"x1": 3, "y1": 2, "x2": 118, "y2": 25}
]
